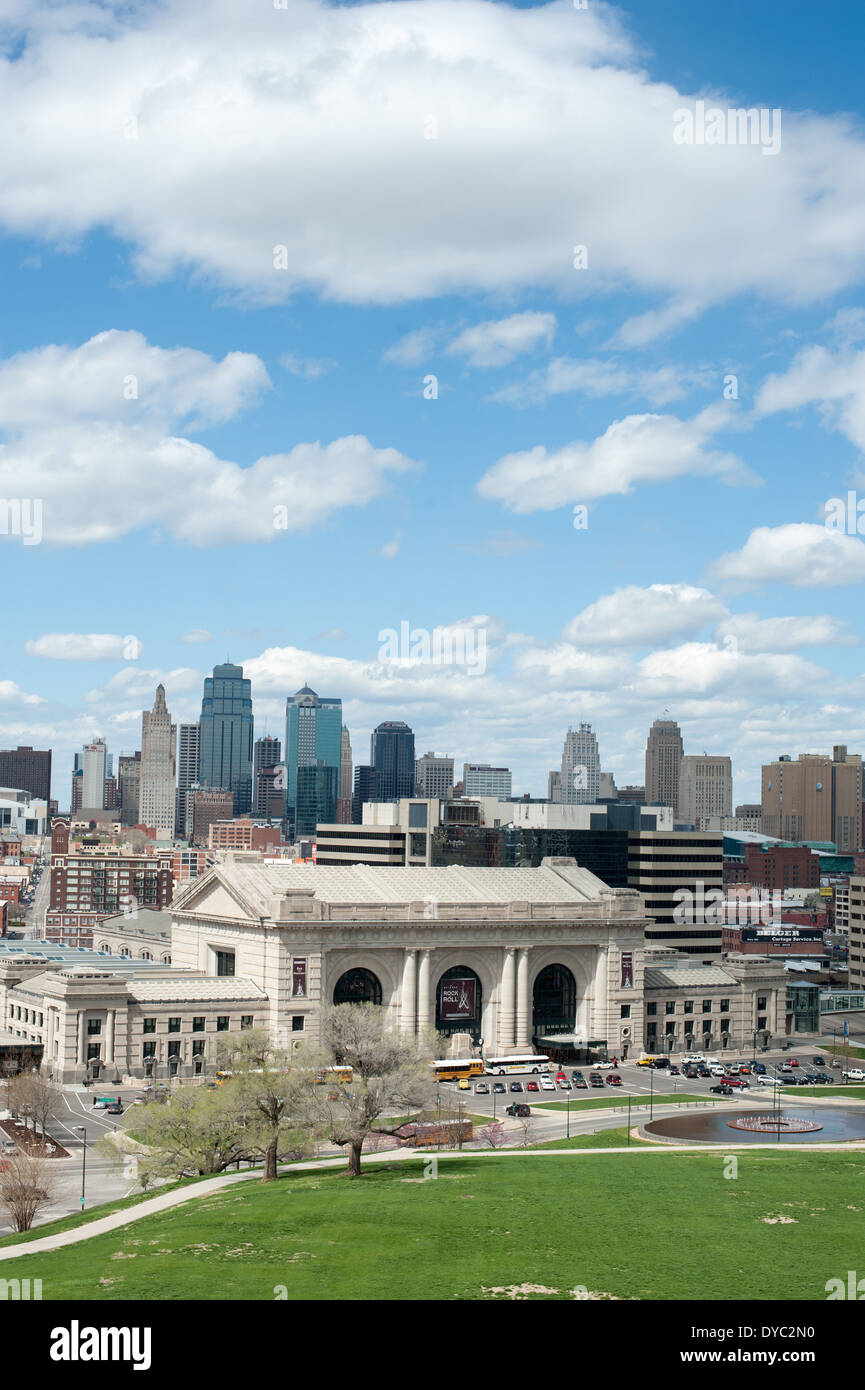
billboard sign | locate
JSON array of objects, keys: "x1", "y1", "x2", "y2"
[{"x1": 439, "y1": 977, "x2": 476, "y2": 1020}]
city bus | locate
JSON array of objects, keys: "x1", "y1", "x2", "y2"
[
  {"x1": 483, "y1": 1054, "x2": 551, "y2": 1076},
  {"x1": 431, "y1": 1058, "x2": 485, "y2": 1084}
]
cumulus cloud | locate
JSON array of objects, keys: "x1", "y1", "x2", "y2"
[
  {"x1": 280, "y1": 353, "x2": 337, "y2": 379},
  {"x1": 637, "y1": 642, "x2": 829, "y2": 698},
  {"x1": 0, "y1": 332, "x2": 418, "y2": 546},
  {"x1": 24, "y1": 632, "x2": 143, "y2": 661},
  {"x1": 714, "y1": 612, "x2": 858, "y2": 652},
  {"x1": 755, "y1": 342, "x2": 865, "y2": 453},
  {"x1": 1, "y1": 1, "x2": 865, "y2": 328},
  {"x1": 489, "y1": 358, "x2": 712, "y2": 407},
  {"x1": 476, "y1": 404, "x2": 753, "y2": 512},
  {"x1": 446, "y1": 312, "x2": 555, "y2": 368},
  {"x1": 180, "y1": 629, "x2": 212, "y2": 645},
  {"x1": 709, "y1": 524, "x2": 865, "y2": 588},
  {"x1": 563, "y1": 585, "x2": 728, "y2": 648},
  {"x1": 0, "y1": 681, "x2": 43, "y2": 705},
  {"x1": 85, "y1": 666, "x2": 203, "y2": 705}
]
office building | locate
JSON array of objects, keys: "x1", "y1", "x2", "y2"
[
  {"x1": 848, "y1": 877, "x2": 865, "y2": 988},
  {"x1": 316, "y1": 798, "x2": 441, "y2": 867},
  {"x1": 337, "y1": 727, "x2": 353, "y2": 824},
  {"x1": 677, "y1": 755, "x2": 732, "y2": 829},
  {"x1": 49, "y1": 819, "x2": 173, "y2": 919},
  {"x1": 416, "y1": 752, "x2": 454, "y2": 801},
  {"x1": 253, "y1": 736, "x2": 282, "y2": 817},
  {"x1": 0, "y1": 788, "x2": 48, "y2": 837},
  {"x1": 371, "y1": 721, "x2": 415, "y2": 801},
  {"x1": 207, "y1": 820, "x2": 284, "y2": 853},
  {"x1": 285, "y1": 686, "x2": 342, "y2": 834},
  {"x1": 762, "y1": 748, "x2": 863, "y2": 852},
  {"x1": 558, "y1": 724, "x2": 600, "y2": 804},
  {"x1": 628, "y1": 830, "x2": 724, "y2": 955},
  {"x1": 81, "y1": 739, "x2": 108, "y2": 810},
  {"x1": 645, "y1": 719, "x2": 683, "y2": 815},
  {"x1": 463, "y1": 763, "x2": 511, "y2": 799},
  {"x1": 192, "y1": 789, "x2": 234, "y2": 846},
  {"x1": 0, "y1": 747, "x2": 51, "y2": 804},
  {"x1": 118, "y1": 753, "x2": 142, "y2": 827},
  {"x1": 139, "y1": 685, "x2": 177, "y2": 837},
  {"x1": 176, "y1": 724, "x2": 200, "y2": 838},
  {"x1": 198, "y1": 663, "x2": 254, "y2": 815},
  {"x1": 351, "y1": 766, "x2": 376, "y2": 824}
]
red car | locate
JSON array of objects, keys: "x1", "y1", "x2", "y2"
[
  {"x1": 789, "y1": 1059, "x2": 799, "y2": 1067},
  {"x1": 724, "y1": 1076, "x2": 746, "y2": 1088},
  {"x1": 526, "y1": 1081, "x2": 539, "y2": 1092},
  {"x1": 555, "y1": 1072, "x2": 566, "y2": 1083},
  {"x1": 605, "y1": 1073, "x2": 622, "y2": 1086}
]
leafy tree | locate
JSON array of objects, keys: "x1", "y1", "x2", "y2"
[
  {"x1": 132, "y1": 1086, "x2": 248, "y2": 1178},
  {"x1": 216, "y1": 1029, "x2": 317, "y2": 1181}
]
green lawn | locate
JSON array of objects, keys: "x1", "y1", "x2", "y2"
[
  {"x1": 534, "y1": 1093, "x2": 712, "y2": 1112},
  {"x1": 0, "y1": 1176, "x2": 210, "y2": 1248},
  {"x1": 2, "y1": 1149, "x2": 862, "y2": 1301},
  {"x1": 528, "y1": 1126, "x2": 651, "y2": 1148},
  {"x1": 783, "y1": 1086, "x2": 865, "y2": 1100}
]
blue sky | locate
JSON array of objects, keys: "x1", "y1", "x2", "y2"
[{"x1": 3, "y1": 0, "x2": 865, "y2": 805}]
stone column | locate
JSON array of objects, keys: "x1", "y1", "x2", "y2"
[
  {"x1": 498, "y1": 948, "x2": 516, "y2": 1051},
  {"x1": 105, "y1": 1009, "x2": 116, "y2": 1065},
  {"x1": 515, "y1": 947, "x2": 531, "y2": 1049},
  {"x1": 417, "y1": 950, "x2": 432, "y2": 1032},
  {"x1": 401, "y1": 949, "x2": 417, "y2": 1034},
  {"x1": 77, "y1": 1010, "x2": 86, "y2": 1066}
]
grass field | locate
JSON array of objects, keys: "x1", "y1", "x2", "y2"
[
  {"x1": 527, "y1": 1126, "x2": 650, "y2": 1148},
  {"x1": 533, "y1": 1093, "x2": 712, "y2": 1112},
  {"x1": 2, "y1": 1149, "x2": 862, "y2": 1301},
  {"x1": 783, "y1": 1086, "x2": 865, "y2": 1100}
]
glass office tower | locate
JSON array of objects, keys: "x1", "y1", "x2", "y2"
[
  {"x1": 285, "y1": 686, "x2": 342, "y2": 835},
  {"x1": 198, "y1": 663, "x2": 254, "y2": 815}
]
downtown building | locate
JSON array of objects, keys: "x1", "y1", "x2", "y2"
[
  {"x1": 645, "y1": 718, "x2": 684, "y2": 816},
  {"x1": 677, "y1": 755, "x2": 732, "y2": 829},
  {"x1": 555, "y1": 724, "x2": 600, "y2": 804},
  {"x1": 371, "y1": 721, "x2": 415, "y2": 802},
  {"x1": 463, "y1": 763, "x2": 511, "y2": 798},
  {"x1": 175, "y1": 723, "x2": 200, "y2": 839},
  {"x1": 761, "y1": 747, "x2": 863, "y2": 852},
  {"x1": 415, "y1": 752, "x2": 454, "y2": 801},
  {"x1": 198, "y1": 663, "x2": 254, "y2": 816},
  {"x1": 0, "y1": 747, "x2": 51, "y2": 804},
  {"x1": 285, "y1": 686, "x2": 342, "y2": 837},
  {"x1": 138, "y1": 685, "x2": 177, "y2": 838}
]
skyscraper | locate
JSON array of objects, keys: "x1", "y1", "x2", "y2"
[
  {"x1": 338, "y1": 726, "x2": 353, "y2": 823},
  {"x1": 139, "y1": 685, "x2": 177, "y2": 836},
  {"x1": 351, "y1": 765, "x2": 375, "y2": 823},
  {"x1": 81, "y1": 739, "x2": 107, "y2": 809},
  {"x1": 463, "y1": 763, "x2": 512, "y2": 798},
  {"x1": 0, "y1": 746, "x2": 52, "y2": 802},
  {"x1": 371, "y1": 721, "x2": 415, "y2": 801},
  {"x1": 176, "y1": 723, "x2": 200, "y2": 837},
  {"x1": 198, "y1": 663, "x2": 254, "y2": 815},
  {"x1": 645, "y1": 718, "x2": 684, "y2": 814},
  {"x1": 678, "y1": 754, "x2": 732, "y2": 829},
  {"x1": 118, "y1": 752, "x2": 141, "y2": 826},
  {"x1": 761, "y1": 747, "x2": 863, "y2": 851},
  {"x1": 254, "y1": 735, "x2": 282, "y2": 816},
  {"x1": 416, "y1": 752, "x2": 454, "y2": 801},
  {"x1": 559, "y1": 723, "x2": 600, "y2": 804},
  {"x1": 284, "y1": 686, "x2": 342, "y2": 834}
]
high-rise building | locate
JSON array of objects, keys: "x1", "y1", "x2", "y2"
[
  {"x1": 547, "y1": 769, "x2": 562, "y2": 802},
  {"x1": 559, "y1": 723, "x2": 600, "y2": 804},
  {"x1": 371, "y1": 721, "x2": 415, "y2": 801},
  {"x1": 81, "y1": 739, "x2": 107, "y2": 810},
  {"x1": 628, "y1": 829, "x2": 725, "y2": 955},
  {"x1": 296, "y1": 764, "x2": 339, "y2": 837},
  {"x1": 198, "y1": 663, "x2": 254, "y2": 815},
  {"x1": 70, "y1": 767, "x2": 83, "y2": 814},
  {"x1": 761, "y1": 747, "x2": 863, "y2": 851},
  {"x1": 254, "y1": 736, "x2": 282, "y2": 816},
  {"x1": 415, "y1": 752, "x2": 454, "y2": 801},
  {"x1": 118, "y1": 753, "x2": 141, "y2": 826},
  {"x1": 337, "y1": 726, "x2": 353, "y2": 823},
  {"x1": 463, "y1": 763, "x2": 511, "y2": 799},
  {"x1": 176, "y1": 723, "x2": 200, "y2": 837},
  {"x1": 284, "y1": 687, "x2": 342, "y2": 833},
  {"x1": 351, "y1": 765, "x2": 375, "y2": 824},
  {"x1": 103, "y1": 776, "x2": 117, "y2": 810},
  {"x1": 192, "y1": 788, "x2": 234, "y2": 846},
  {"x1": 139, "y1": 685, "x2": 177, "y2": 836},
  {"x1": 645, "y1": 718, "x2": 684, "y2": 814},
  {"x1": 0, "y1": 747, "x2": 52, "y2": 803},
  {"x1": 677, "y1": 755, "x2": 732, "y2": 829}
]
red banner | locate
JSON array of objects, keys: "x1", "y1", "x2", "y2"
[
  {"x1": 439, "y1": 977, "x2": 476, "y2": 1020},
  {"x1": 292, "y1": 958, "x2": 307, "y2": 998},
  {"x1": 620, "y1": 952, "x2": 633, "y2": 989}
]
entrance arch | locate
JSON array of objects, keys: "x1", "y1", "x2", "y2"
[
  {"x1": 333, "y1": 967, "x2": 383, "y2": 1006},
  {"x1": 532, "y1": 963, "x2": 577, "y2": 1036},
  {"x1": 435, "y1": 965, "x2": 482, "y2": 1041}
]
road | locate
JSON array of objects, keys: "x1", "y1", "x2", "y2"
[{"x1": 18, "y1": 840, "x2": 49, "y2": 937}]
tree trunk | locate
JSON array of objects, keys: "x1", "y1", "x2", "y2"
[
  {"x1": 264, "y1": 1136, "x2": 279, "y2": 1182},
  {"x1": 347, "y1": 1139, "x2": 363, "y2": 1177}
]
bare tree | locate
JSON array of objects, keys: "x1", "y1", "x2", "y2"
[
  {"x1": 0, "y1": 1151, "x2": 56, "y2": 1232},
  {"x1": 304, "y1": 1004, "x2": 437, "y2": 1177},
  {"x1": 515, "y1": 1114, "x2": 536, "y2": 1148},
  {"x1": 10, "y1": 1071, "x2": 62, "y2": 1143},
  {"x1": 476, "y1": 1121, "x2": 507, "y2": 1149}
]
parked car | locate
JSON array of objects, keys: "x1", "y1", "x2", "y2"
[
  {"x1": 697, "y1": 1065, "x2": 711, "y2": 1077},
  {"x1": 590, "y1": 1073, "x2": 605, "y2": 1088},
  {"x1": 606, "y1": 1074, "x2": 622, "y2": 1086},
  {"x1": 458, "y1": 1078, "x2": 470, "y2": 1091},
  {"x1": 505, "y1": 1103, "x2": 531, "y2": 1118},
  {"x1": 779, "y1": 1062, "x2": 795, "y2": 1072},
  {"x1": 754, "y1": 1063, "x2": 766, "y2": 1074},
  {"x1": 526, "y1": 1081, "x2": 539, "y2": 1092},
  {"x1": 492, "y1": 1082, "x2": 506, "y2": 1094},
  {"x1": 571, "y1": 1071, "x2": 584, "y2": 1082},
  {"x1": 650, "y1": 1058, "x2": 670, "y2": 1069},
  {"x1": 474, "y1": 1083, "x2": 489, "y2": 1095},
  {"x1": 540, "y1": 1078, "x2": 556, "y2": 1092},
  {"x1": 813, "y1": 1057, "x2": 826, "y2": 1067},
  {"x1": 842, "y1": 1068, "x2": 865, "y2": 1082},
  {"x1": 669, "y1": 1065, "x2": 681, "y2": 1076},
  {"x1": 788, "y1": 1058, "x2": 800, "y2": 1067},
  {"x1": 738, "y1": 1065, "x2": 751, "y2": 1075},
  {"x1": 757, "y1": 1076, "x2": 782, "y2": 1087},
  {"x1": 104, "y1": 1103, "x2": 124, "y2": 1115},
  {"x1": 509, "y1": 1081, "x2": 524, "y2": 1093},
  {"x1": 573, "y1": 1077, "x2": 588, "y2": 1089},
  {"x1": 558, "y1": 1081, "x2": 572, "y2": 1091},
  {"x1": 684, "y1": 1069, "x2": 699, "y2": 1080},
  {"x1": 815, "y1": 1073, "x2": 832, "y2": 1084},
  {"x1": 709, "y1": 1065, "x2": 726, "y2": 1077},
  {"x1": 710, "y1": 1084, "x2": 733, "y2": 1095}
]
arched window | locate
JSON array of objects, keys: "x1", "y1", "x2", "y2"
[
  {"x1": 333, "y1": 967, "x2": 383, "y2": 1006},
  {"x1": 435, "y1": 965, "x2": 482, "y2": 1040},
  {"x1": 533, "y1": 964, "x2": 577, "y2": 1034}
]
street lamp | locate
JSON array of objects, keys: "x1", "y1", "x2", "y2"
[
  {"x1": 74, "y1": 1125, "x2": 87, "y2": 1209},
  {"x1": 566, "y1": 1090, "x2": 571, "y2": 1140},
  {"x1": 649, "y1": 1064, "x2": 655, "y2": 1121}
]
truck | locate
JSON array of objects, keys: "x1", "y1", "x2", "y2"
[{"x1": 841, "y1": 1068, "x2": 865, "y2": 1082}]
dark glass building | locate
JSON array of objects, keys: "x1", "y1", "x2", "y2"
[
  {"x1": 351, "y1": 765, "x2": 376, "y2": 824},
  {"x1": 198, "y1": 664, "x2": 254, "y2": 815},
  {"x1": 296, "y1": 764, "x2": 338, "y2": 837},
  {"x1": 371, "y1": 721, "x2": 415, "y2": 801}
]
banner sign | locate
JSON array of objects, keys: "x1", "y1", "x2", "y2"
[
  {"x1": 292, "y1": 958, "x2": 307, "y2": 998},
  {"x1": 620, "y1": 952, "x2": 634, "y2": 989},
  {"x1": 439, "y1": 977, "x2": 476, "y2": 1020}
]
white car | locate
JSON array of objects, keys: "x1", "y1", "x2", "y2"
[
  {"x1": 540, "y1": 1078, "x2": 556, "y2": 1092},
  {"x1": 842, "y1": 1068, "x2": 865, "y2": 1082},
  {"x1": 757, "y1": 1076, "x2": 782, "y2": 1087},
  {"x1": 709, "y1": 1065, "x2": 726, "y2": 1077},
  {"x1": 681, "y1": 1054, "x2": 704, "y2": 1066},
  {"x1": 592, "y1": 1060, "x2": 617, "y2": 1070}
]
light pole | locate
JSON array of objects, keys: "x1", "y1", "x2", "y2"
[
  {"x1": 649, "y1": 1064, "x2": 655, "y2": 1121},
  {"x1": 627, "y1": 1093, "x2": 632, "y2": 1146},
  {"x1": 566, "y1": 1090, "x2": 571, "y2": 1140},
  {"x1": 752, "y1": 1030, "x2": 758, "y2": 1070},
  {"x1": 74, "y1": 1125, "x2": 87, "y2": 1209}
]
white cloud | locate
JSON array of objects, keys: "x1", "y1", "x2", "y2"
[
  {"x1": 755, "y1": 343, "x2": 865, "y2": 454},
  {"x1": 0, "y1": 333, "x2": 418, "y2": 546},
  {"x1": 2, "y1": 2, "x2": 865, "y2": 327},
  {"x1": 709, "y1": 524, "x2": 865, "y2": 588},
  {"x1": 180, "y1": 629, "x2": 212, "y2": 645},
  {"x1": 563, "y1": 585, "x2": 728, "y2": 648},
  {"x1": 0, "y1": 681, "x2": 43, "y2": 705},
  {"x1": 489, "y1": 358, "x2": 712, "y2": 407},
  {"x1": 280, "y1": 353, "x2": 337, "y2": 380},
  {"x1": 380, "y1": 531, "x2": 401, "y2": 559},
  {"x1": 477, "y1": 404, "x2": 754, "y2": 512},
  {"x1": 85, "y1": 666, "x2": 203, "y2": 705},
  {"x1": 446, "y1": 312, "x2": 555, "y2": 368},
  {"x1": 637, "y1": 642, "x2": 828, "y2": 697},
  {"x1": 382, "y1": 328, "x2": 441, "y2": 367},
  {"x1": 714, "y1": 612, "x2": 858, "y2": 652},
  {"x1": 24, "y1": 633, "x2": 142, "y2": 661}
]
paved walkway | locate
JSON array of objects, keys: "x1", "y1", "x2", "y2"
[{"x1": 2, "y1": 1136, "x2": 865, "y2": 1263}]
